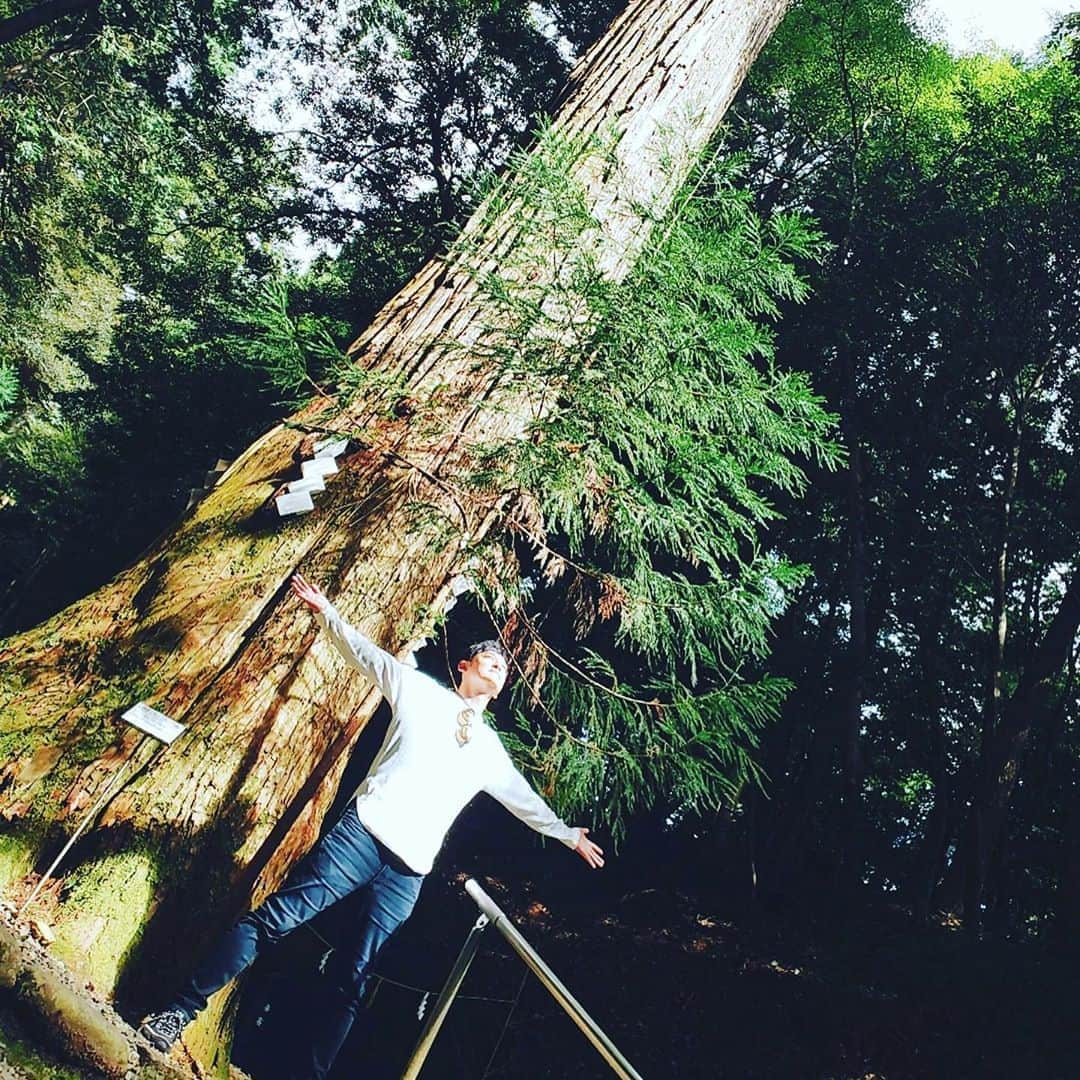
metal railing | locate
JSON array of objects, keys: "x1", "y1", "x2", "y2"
[{"x1": 401, "y1": 878, "x2": 644, "y2": 1080}]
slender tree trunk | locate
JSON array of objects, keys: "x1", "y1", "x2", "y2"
[
  {"x1": 962, "y1": 372, "x2": 1047, "y2": 928},
  {"x1": 962, "y1": 396, "x2": 1021, "y2": 929},
  {"x1": 890, "y1": 381, "x2": 954, "y2": 921},
  {"x1": 909, "y1": 595, "x2": 951, "y2": 922},
  {"x1": 963, "y1": 569, "x2": 1080, "y2": 929},
  {"x1": 840, "y1": 428, "x2": 868, "y2": 848},
  {"x1": 0, "y1": 0, "x2": 794, "y2": 1062},
  {"x1": 1056, "y1": 730, "x2": 1080, "y2": 948},
  {"x1": 832, "y1": 338, "x2": 870, "y2": 883}
]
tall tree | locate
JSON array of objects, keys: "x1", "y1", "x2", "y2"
[{"x1": 0, "y1": 0, "x2": 795, "y2": 1065}]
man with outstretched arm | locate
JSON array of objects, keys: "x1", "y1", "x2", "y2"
[{"x1": 139, "y1": 571, "x2": 604, "y2": 1076}]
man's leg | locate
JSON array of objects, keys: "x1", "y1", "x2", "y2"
[
  {"x1": 143, "y1": 806, "x2": 382, "y2": 1047},
  {"x1": 303, "y1": 855, "x2": 424, "y2": 1079}
]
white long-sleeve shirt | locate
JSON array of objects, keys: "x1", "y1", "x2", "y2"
[{"x1": 316, "y1": 603, "x2": 581, "y2": 874}]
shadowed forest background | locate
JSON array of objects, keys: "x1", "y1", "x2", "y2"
[{"x1": 2, "y1": 0, "x2": 1080, "y2": 1077}]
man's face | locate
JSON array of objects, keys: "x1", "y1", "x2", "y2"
[{"x1": 460, "y1": 650, "x2": 508, "y2": 697}]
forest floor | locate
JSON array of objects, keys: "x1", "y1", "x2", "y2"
[
  {"x1": 2, "y1": 862, "x2": 1077, "y2": 1079},
  {"x1": 232, "y1": 860, "x2": 1080, "y2": 1080}
]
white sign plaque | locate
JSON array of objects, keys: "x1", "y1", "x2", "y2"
[
  {"x1": 276, "y1": 491, "x2": 315, "y2": 516},
  {"x1": 315, "y1": 438, "x2": 348, "y2": 460},
  {"x1": 302, "y1": 457, "x2": 338, "y2": 480},
  {"x1": 122, "y1": 702, "x2": 186, "y2": 744},
  {"x1": 287, "y1": 475, "x2": 325, "y2": 495},
  {"x1": 314, "y1": 434, "x2": 348, "y2": 455}
]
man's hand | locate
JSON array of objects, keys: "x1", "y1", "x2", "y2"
[
  {"x1": 574, "y1": 828, "x2": 605, "y2": 869},
  {"x1": 291, "y1": 572, "x2": 329, "y2": 614}
]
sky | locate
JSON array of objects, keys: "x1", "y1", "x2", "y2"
[{"x1": 915, "y1": 0, "x2": 1064, "y2": 56}]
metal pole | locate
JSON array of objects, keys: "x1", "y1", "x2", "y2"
[
  {"x1": 400, "y1": 913, "x2": 490, "y2": 1080},
  {"x1": 464, "y1": 878, "x2": 644, "y2": 1080}
]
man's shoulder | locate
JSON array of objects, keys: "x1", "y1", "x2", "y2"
[{"x1": 399, "y1": 665, "x2": 458, "y2": 702}]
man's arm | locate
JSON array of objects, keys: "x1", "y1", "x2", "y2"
[
  {"x1": 291, "y1": 573, "x2": 407, "y2": 705},
  {"x1": 483, "y1": 747, "x2": 605, "y2": 869}
]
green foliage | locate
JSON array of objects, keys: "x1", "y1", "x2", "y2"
[
  {"x1": 721, "y1": 0, "x2": 1080, "y2": 927},
  {"x1": 290, "y1": 0, "x2": 577, "y2": 243},
  {"x1": 0, "y1": 361, "x2": 16, "y2": 423},
  {"x1": 447, "y1": 132, "x2": 840, "y2": 836},
  {"x1": 226, "y1": 268, "x2": 423, "y2": 415},
  {"x1": 0, "y1": 0, "x2": 293, "y2": 627},
  {"x1": 224, "y1": 277, "x2": 347, "y2": 404}
]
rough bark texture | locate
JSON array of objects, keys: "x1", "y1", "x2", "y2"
[{"x1": 0, "y1": 0, "x2": 792, "y2": 1066}]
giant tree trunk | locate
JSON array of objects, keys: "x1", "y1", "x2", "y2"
[{"x1": 0, "y1": 0, "x2": 793, "y2": 1065}]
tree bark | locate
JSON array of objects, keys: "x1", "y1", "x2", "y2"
[{"x1": 0, "y1": 0, "x2": 793, "y2": 1062}]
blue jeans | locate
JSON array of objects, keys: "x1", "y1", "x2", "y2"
[{"x1": 173, "y1": 805, "x2": 424, "y2": 1078}]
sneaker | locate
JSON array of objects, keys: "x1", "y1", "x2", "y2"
[{"x1": 138, "y1": 1007, "x2": 189, "y2": 1052}]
